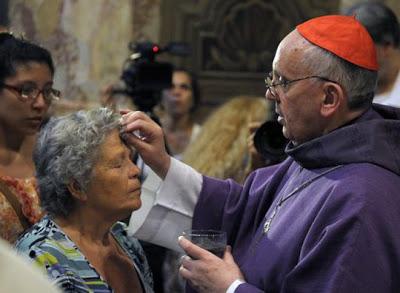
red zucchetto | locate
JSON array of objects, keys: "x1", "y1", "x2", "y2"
[{"x1": 297, "y1": 15, "x2": 378, "y2": 71}]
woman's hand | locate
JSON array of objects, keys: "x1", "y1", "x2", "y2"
[
  {"x1": 178, "y1": 236, "x2": 245, "y2": 293},
  {"x1": 119, "y1": 110, "x2": 171, "y2": 179}
]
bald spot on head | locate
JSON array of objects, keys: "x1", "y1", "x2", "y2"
[{"x1": 273, "y1": 30, "x2": 316, "y2": 77}]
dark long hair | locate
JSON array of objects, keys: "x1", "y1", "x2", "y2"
[{"x1": 0, "y1": 33, "x2": 54, "y2": 83}]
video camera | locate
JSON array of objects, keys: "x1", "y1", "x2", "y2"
[{"x1": 115, "y1": 41, "x2": 190, "y2": 113}]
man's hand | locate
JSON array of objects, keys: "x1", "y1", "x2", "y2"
[
  {"x1": 179, "y1": 236, "x2": 245, "y2": 293},
  {"x1": 119, "y1": 110, "x2": 171, "y2": 179}
]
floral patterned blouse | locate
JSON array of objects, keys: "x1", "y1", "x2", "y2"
[
  {"x1": 0, "y1": 175, "x2": 43, "y2": 243},
  {"x1": 16, "y1": 216, "x2": 154, "y2": 292}
]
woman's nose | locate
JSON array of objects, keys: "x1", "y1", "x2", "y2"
[
  {"x1": 128, "y1": 161, "x2": 141, "y2": 178},
  {"x1": 32, "y1": 92, "x2": 49, "y2": 110},
  {"x1": 171, "y1": 86, "x2": 182, "y2": 96}
]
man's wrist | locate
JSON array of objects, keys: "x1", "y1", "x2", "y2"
[{"x1": 154, "y1": 155, "x2": 171, "y2": 179}]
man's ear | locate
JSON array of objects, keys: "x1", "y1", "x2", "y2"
[
  {"x1": 67, "y1": 180, "x2": 87, "y2": 202},
  {"x1": 320, "y1": 82, "x2": 344, "y2": 117}
]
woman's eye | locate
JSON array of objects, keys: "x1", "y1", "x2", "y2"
[{"x1": 112, "y1": 162, "x2": 123, "y2": 169}]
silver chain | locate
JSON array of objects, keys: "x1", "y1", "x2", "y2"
[{"x1": 263, "y1": 165, "x2": 344, "y2": 234}]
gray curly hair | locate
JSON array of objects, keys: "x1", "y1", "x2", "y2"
[{"x1": 33, "y1": 107, "x2": 121, "y2": 217}]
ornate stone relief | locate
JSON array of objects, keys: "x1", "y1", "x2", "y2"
[{"x1": 161, "y1": 0, "x2": 340, "y2": 115}]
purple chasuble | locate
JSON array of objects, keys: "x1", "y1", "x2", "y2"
[{"x1": 191, "y1": 104, "x2": 400, "y2": 293}]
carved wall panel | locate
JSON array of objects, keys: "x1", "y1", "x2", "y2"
[{"x1": 160, "y1": 0, "x2": 340, "y2": 119}]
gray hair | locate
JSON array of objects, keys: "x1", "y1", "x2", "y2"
[
  {"x1": 302, "y1": 43, "x2": 378, "y2": 110},
  {"x1": 34, "y1": 107, "x2": 120, "y2": 217},
  {"x1": 344, "y1": 2, "x2": 400, "y2": 48}
]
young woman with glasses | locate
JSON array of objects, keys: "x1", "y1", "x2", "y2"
[{"x1": 0, "y1": 32, "x2": 60, "y2": 243}]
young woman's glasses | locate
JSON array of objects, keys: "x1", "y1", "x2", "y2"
[{"x1": 0, "y1": 83, "x2": 61, "y2": 104}]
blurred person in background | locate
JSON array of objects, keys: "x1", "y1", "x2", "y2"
[
  {"x1": 0, "y1": 0, "x2": 8, "y2": 33},
  {"x1": 345, "y1": 2, "x2": 400, "y2": 107},
  {"x1": 0, "y1": 32, "x2": 60, "y2": 243},
  {"x1": 182, "y1": 96, "x2": 272, "y2": 183},
  {"x1": 159, "y1": 68, "x2": 202, "y2": 159}
]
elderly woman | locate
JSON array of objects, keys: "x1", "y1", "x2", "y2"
[{"x1": 16, "y1": 108, "x2": 153, "y2": 293}]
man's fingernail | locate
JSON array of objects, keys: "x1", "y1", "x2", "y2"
[{"x1": 180, "y1": 255, "x2": 186, "y2": 263}]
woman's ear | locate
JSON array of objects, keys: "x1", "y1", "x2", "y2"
[
  {"x1": 67, "y1": 180, "x2": 87, "y2": 202},
  {"x1": 320, "y1": 82, "x2": 344, "y2": 118}
]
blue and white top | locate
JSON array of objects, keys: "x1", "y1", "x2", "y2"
[{"x1": 16, "y1": 215, "x2": 154, "y2": 292}]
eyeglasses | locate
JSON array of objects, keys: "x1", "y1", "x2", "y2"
[
  {"x1": 0, "y1": 82, "x2": 61, "y2": 104},
  {"x1": 265, "y1": 72, "x2": 338, "y2": 97}
]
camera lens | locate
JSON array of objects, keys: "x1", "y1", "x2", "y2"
[{"x1": 253, "y1": 120, "x2": 288, "y2": 164}]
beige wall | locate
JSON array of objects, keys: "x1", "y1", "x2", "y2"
[{"x1": 8, "y1": 0, "x2": 161, "y2": 108}]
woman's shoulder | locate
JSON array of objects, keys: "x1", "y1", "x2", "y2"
[
  {"x1": 16, "y1": 217, "x2": 115, "y2": 292},
  {"x1": 112, "y1": 221, "x2": 144, "y2": 253},
  {"x1": 15, "y1": 216, "x2": 64, "y2": 254}
]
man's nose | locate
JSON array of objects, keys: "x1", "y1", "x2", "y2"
[{"x1": 265, "y1": 88, "x2": 275, "y2": 101}]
